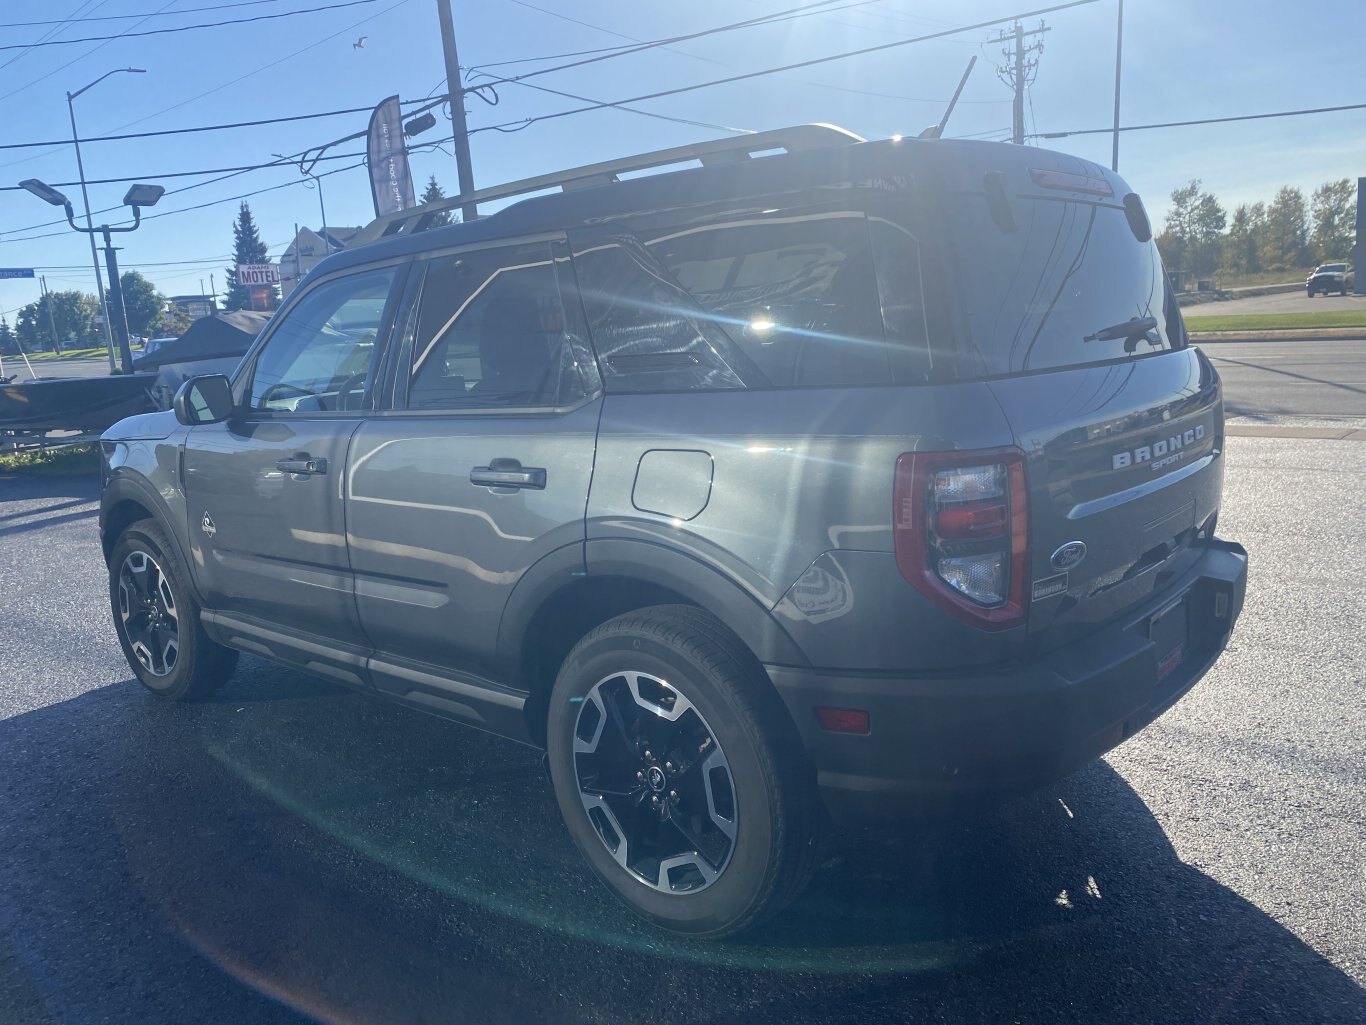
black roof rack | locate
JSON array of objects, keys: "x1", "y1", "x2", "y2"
[{"x1": 352, "y1": 123, "x2": 864, "y2": 248}]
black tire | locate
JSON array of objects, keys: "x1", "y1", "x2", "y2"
[
  {"x1": 546, "y1": 605, "x2": 822, "y2": 938},
  {"x1": 109, "y1": 519, "x2": 238, "y2": 700}
]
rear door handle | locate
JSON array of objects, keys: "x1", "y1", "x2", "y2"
[
  {"x1": 276, "y1": 455, "x2": 328, "y2": 476},
  {"x1": 470, "y1": 459, "x2": 546, "y2": 490}
]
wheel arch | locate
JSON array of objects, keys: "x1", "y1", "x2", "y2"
[
  {"x1": 500, "y1": 540, "x2": 810, "y2": 747},
  {"x1": 101, "y1": 476, "x2": 199, "y2": 601}
]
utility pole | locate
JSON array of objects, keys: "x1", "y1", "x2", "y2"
[
  {"x1": 991, "y1": 20, "x2": 1049, "y2": 144},
  {"x1": 436, "y1": 0, "x2": 478, "y2": 221},
  {"x1": 39, "y1": 275, "x2": 61, "y2": 353}
]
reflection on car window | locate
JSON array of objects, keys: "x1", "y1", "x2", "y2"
[
  {"x1": 408, "y1": 242, "x2": 585, "y2": 409},
  {"x1": 935, "y1": 194, "x2": 1176, "y2": 373},
  {"x1": 249, "y1": 267, "x2": 396, "y2": 412}
]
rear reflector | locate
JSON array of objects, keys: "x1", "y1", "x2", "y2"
[{"x1": 815, "y1": 707, "x2": 871, "y2": 735}]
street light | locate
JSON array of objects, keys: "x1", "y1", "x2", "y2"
[
  {"x1": 69, "y1": 67, "x2": 146, "y2": 373},
  {"x1": 17, "y1": 177, "x2": 163, "y2": 375}
]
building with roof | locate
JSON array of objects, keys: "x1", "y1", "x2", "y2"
[{"x1": 278, "y1": 226, "x2": 363, "y2": 296}]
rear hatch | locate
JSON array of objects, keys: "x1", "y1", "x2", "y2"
[{"x1": 917, "y1": 144, "x2": 1224, "y2": 652}]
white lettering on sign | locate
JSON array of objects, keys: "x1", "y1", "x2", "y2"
[{"x1": 237, "y1": 263, "x2": 280, "y2": 286}]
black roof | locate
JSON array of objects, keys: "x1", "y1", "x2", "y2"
[{"x1": 309, "y1": 136, "x2": 1127, "y2": 278}]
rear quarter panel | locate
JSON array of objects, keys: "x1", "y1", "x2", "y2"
[{"x1": 586, "y1": 383, "x2": 1026, "y2": 670}]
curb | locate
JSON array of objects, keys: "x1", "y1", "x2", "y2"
[{"x1": 1191, "y1": 330, "x2": 1366, "y2": 343}]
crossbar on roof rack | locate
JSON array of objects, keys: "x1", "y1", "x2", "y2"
[{"x1": 353, "y1": 123, "x2": 864, "y2": 247}]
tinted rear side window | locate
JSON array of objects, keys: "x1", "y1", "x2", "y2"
[
  {"x1": 936, "y1": 192, "x2": 1178, "y2": 374},
  {"x1": 572, "y1": 209, "x2": 946, "y2": 392}
]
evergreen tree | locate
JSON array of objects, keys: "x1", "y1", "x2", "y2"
[
  {"x1": 419, "y1": 175, "x2": 454, "y2": 227},
  {"x1": 223, "y1": 202, "x2": 277, "y2": 311},
  {"x1": 1222, "y1": 203, "x2": 1266, "y2": 276},
  {"x1": 0, "y1": 316, "x2": 16, "y2": 356}
]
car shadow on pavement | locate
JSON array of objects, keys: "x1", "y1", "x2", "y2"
[{"x1": 2, "y1": 663, "x2": 1363, "y2": 1025}]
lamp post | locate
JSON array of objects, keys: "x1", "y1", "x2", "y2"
[
  {"x1": 68, "y1": 67, "x2": 146, "y2": 373},
  {"x1": 18, "y1": 179, "x2": 165, "y2": 375}
]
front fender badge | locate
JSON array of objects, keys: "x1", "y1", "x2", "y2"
[{"x1": 201, "y1": 512, "x2": 217, "y2": 539}]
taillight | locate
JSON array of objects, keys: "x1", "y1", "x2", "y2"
[{"x1": 893, "y1": 448, "x2": 1029, "y2": 630}]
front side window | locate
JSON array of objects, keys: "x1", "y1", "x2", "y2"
[
  {"x1": 407, "y1": 242, "x2": 584, "y2": 409},
  {"x1": 248, "y1": 267, "x2": 397, "y2": 412}
]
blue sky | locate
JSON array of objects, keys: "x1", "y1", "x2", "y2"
[{"x1": 1, "y1": 0, "x2": 1363, "y2": 322}]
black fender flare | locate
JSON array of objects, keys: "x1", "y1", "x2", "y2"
[
  {"x1": 495, "y1": 538, "x2": 811, "y2": 680},
  {"x1": 101, "y1": 473, "x2": 204, "y2": 605}
]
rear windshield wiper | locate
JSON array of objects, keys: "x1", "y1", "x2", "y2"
[{"x1": 1083, "y1": 315, "x2": 1159, "y2": 351}]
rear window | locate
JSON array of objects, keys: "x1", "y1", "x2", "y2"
[{"x1": 935, "y1": 192, "x2": 1179, "y2": 375}]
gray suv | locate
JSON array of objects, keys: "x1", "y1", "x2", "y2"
[{"x1": 100, "y1": 125, "x2": 1248, "y2": 938}]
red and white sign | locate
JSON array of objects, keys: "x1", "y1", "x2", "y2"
[{"x1": 237, "y1": 263, "x2": 280, "y2": 286}]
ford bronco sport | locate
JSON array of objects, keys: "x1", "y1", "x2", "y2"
[{"x1": 100, "y1": 125, "x2": 1248, "y2": 937}]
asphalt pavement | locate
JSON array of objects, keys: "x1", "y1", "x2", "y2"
[
  {"x1": 1186, "y1": 289, "x2": 1365, "y2": 317},
  {"x1": 1203, "y1": 337, "x2": 1366, "y2": 418},
  {"x1": 2, "y1": 422, "x2": 1364, "y2": 1024}
]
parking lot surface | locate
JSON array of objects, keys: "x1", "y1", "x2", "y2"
[{"x1": 1, "y1": 431, "x2": 1364, "y2": 1024}]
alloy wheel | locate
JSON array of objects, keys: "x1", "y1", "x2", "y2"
[
  {"x1": 572, "y1": 670, "x2": 737, "y2": 894},
  {"x1": 117, "y1": 550, "x2": 180, "y2": 678}
]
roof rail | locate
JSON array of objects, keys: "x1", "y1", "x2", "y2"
[{"x1": 352, "y1": 123, "x2": 864, "y2": 248}]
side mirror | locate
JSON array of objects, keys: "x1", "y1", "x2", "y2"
[{"x1": 173, "y1": 374, "x2": 235, "y2": 426}]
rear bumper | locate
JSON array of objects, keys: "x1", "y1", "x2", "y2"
[{"x1": 767, "y1": 538, "x2": 1247, "y2": 821}]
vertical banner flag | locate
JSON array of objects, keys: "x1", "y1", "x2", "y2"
[{"x1": 368, "y1": 94, "x2": 415, "y2": 218}]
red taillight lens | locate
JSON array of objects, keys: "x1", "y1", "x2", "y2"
[{"x1": 893, "y1": 448, "x2": 1029, "y2": 631}]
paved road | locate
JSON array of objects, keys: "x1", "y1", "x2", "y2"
[
  {"x1": 1201, "y1": 337, "x2": 1366, "y2": 418},
  {"x1": 1187, "y1": 288, "x2": 1366, "y2": 317},
  {"x1": 1, "y1": 437, "x2": 1364, "y2": 1025}
]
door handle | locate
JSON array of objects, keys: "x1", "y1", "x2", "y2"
[
  {"x1": 470, "y1": 459, "x2": 546, "y2": 490},
  {"x1": 276, "y1": 455, "x2": 328, "y2": 476}
]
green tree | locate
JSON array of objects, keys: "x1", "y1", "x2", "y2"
[
  {"x1": 223, "y1": 202, "x2": 277, "y2": 311},
  {"x1": 1260, "y1": 186, "x2": 1309, "y2": 271},
  {"x1": 419, "y1": 175, "x2": 453, "y2": 227},
  {"x1": 1309, "y1": 178, "x2": 1356, "y2": 263},
  {"x1": 0, "y1": 317, "x2": 16, "y2": 356},
  {"x1": 1158, "y1": 180, "x2": 1225, "y2": 283},
  {"x1": 1222, "y1": 202, "x2": 1266, "y2": 276},
  {"x1": 16, "y1": 291, "x2": 98, "y2": 352},
  {"x1": 119, "y1": 270, "x2": 166, "y2": 337}
]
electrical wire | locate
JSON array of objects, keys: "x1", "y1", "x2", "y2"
[
  {"x1": 0, "y1": 0, "x2": 108, "y2": 73},
  {"x1": 471, "y1": 74, "x2": 755, "y2": 136},
  {"x1": 0, "y1": 105, "x2": 384, "y2": 151},
  {"x1": 468, "y1": 0, "x2": 1099, "y2": 136},
  {"x1": 0, "y1": 150, "x2": 368, "y2": 192},
  {"x1": 1035, "y1": 101, "x2": 1366, "y2": 138},
  {"x1": 1, "y1": 0, "x2": 307, "y2": 28},
  {"x1": 0, "y1": 0, "x2": 180, "y2": 102},
  {"x1": 0, "y1": 0, "x2": 385, "y2": 51}
]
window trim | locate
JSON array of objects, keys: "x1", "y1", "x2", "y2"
[
  {"x1": 398, "y1": 233, "x2": 592, "y2": 414},
  {"x1": 232, "y1": 257, "x2": 412, "y2": 419}
]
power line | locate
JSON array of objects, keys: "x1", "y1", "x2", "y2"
[
  {"x1": 0, "y1": 0, "x2": 303, "y2": 28},
  {"x1": 0, "y1": 0, "x2": 179, "y2": 103},
  {"x1": 1036, "y1": 102, "x2": 1366, "y2": 139},
  {"x1": 472, "y1": 74, "x2": 755, "y2": 135},
  {"x1": 0, "y1": 0, "x2": 107, "y2": 73},
  {"x1": 474, "y1": 0, "x2": 884, "y2": 91},
  {"x1": 0, "y1": 150, "x2": 367, "y2": 192},
  {"x1": 468, "y1": 0, "x2": 1099, "y2": 137},
  {"x1": 0, "y1": 104, "x2": 384, "y2": 151},
  {"x1": 0, "y1": 0, "x2": 385, "y2": 51}
]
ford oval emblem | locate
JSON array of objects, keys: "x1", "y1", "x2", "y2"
[{"x1": 1051, "y1": 541, "x2": 1087, "y2": 570}]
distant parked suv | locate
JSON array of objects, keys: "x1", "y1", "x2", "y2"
[
  {"x1": 1307, "y1": 262, "x2": 1354, "y2": 296},
  {"x1": 100, "y1": 126, "x2": 1247, "y2": 937}
]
